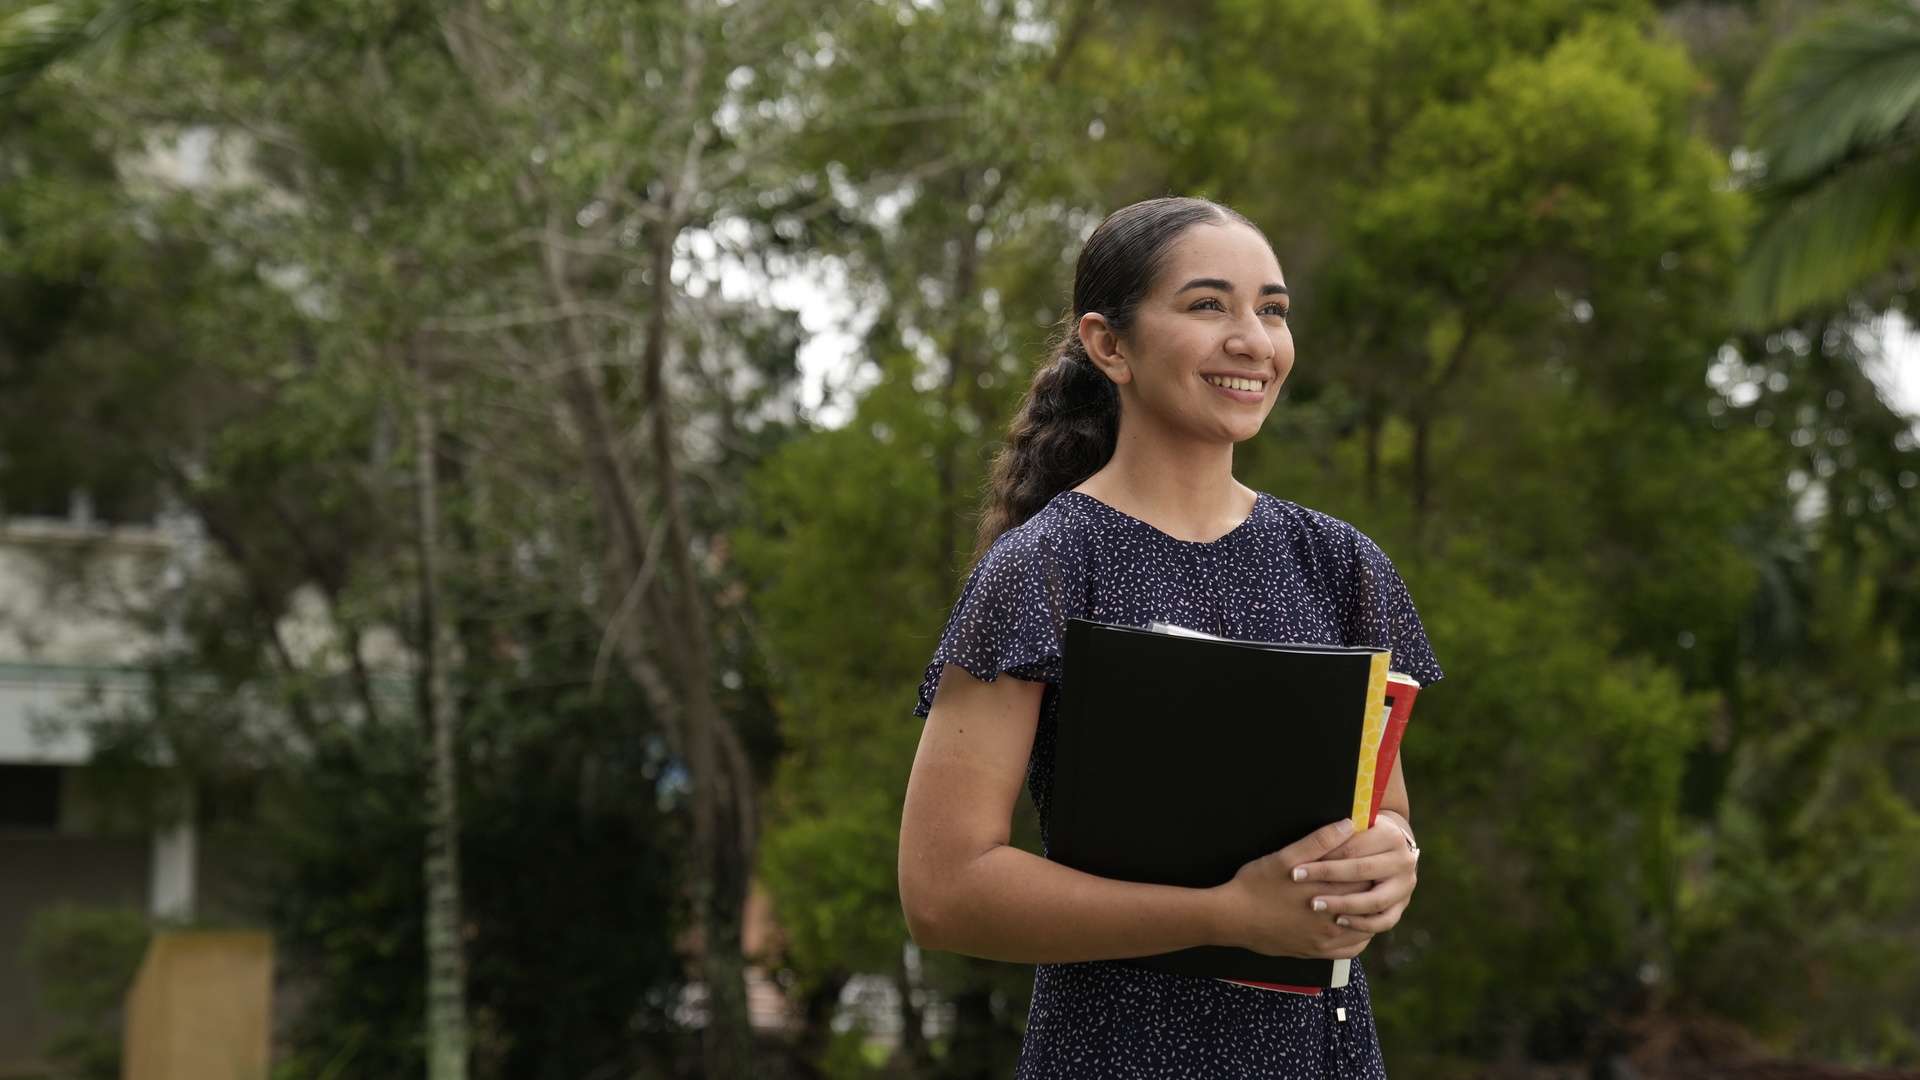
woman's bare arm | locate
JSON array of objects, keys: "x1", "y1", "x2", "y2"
[
  {"x1": 1377, "y1": 751, "x2": 1411, "y2": 831},
  {"x1": 897, "y1": 663, "x2": 1365, "y2": 964}
]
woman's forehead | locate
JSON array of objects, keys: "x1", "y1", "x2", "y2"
[{"x1": 1156, "y1": 223, "x2": 1283, "y2": 290}]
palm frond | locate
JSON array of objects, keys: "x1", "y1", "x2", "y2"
[
  {"x1": 0, "y1": 0, "x2": 171, "y2": 99},
  {"x1": 1746, "y1": 0, "x2": 1920, "y2": 189},
  {"x1": 1734, "y1": 149, "x2": 1920, "y2": 325}
]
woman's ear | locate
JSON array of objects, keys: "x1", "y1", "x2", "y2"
[{"x1": 1077, "y1": 312, "x2": 1132, "y2": 385}]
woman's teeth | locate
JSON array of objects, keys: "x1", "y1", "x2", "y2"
[{"x1": 1205, "y1": 375, "x2": 1265, "y2": 392}]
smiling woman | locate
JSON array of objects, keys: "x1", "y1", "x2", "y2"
[{"x1": 898, "y1": 197, "x2": 1444, "y2": 1078}]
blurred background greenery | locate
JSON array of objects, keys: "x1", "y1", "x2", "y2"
[{"x1": 0, "y1": 0, "x2": 1916, "y2": 1077}]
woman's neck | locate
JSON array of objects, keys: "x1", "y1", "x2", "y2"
[{"x1": 1074, "y1": 426, "x2": 1252, "y2": 542}]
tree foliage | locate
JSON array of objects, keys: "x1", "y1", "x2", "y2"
[{"x1": 1738, "y1": 0, "x2": 1920, "y2": 323}]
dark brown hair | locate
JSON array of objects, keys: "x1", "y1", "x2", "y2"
[{"x1": 969, "y1": 196, "x2": 1267, "y2": 564}]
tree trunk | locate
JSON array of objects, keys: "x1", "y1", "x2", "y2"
[
  {"x1": 541, "y1": 216, "x2": 757, "y2": 1077},
  {"x1": 413, "y1": 345, "x2": 470, "y2": 1080},
  {"x1": 1410, "y1": 408, "x2": 1431, "y2": 544},
  {"x1": 940, "y1": 977, "x2": 1001, "y2": 1080},
  {"x1": 636, "y1": 226, "x2": 757, "y2": 1080},
  {"x1": 1362, "y1": 399, "x2": 1383, "y2": 507},
  {"x1": 786, "y1": 972, "x2": 849, "y2": 1079},
  {"x1": 937, "y1": 173, "x2": 983, "y2": 572},
  {"x1": 892, "y1": 947, "x2": 934, "y2": 1077},
  {"x1": 1410, "y1": 309, "x2": 1489, "y2": 541}
]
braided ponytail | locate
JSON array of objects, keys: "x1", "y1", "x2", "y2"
[
  {"x1": 970, "y1": 324, "x2": 1119, "y2": 562},
  {"x1": 969, "y1": 196, "x2": 1265, "y2": 564}
]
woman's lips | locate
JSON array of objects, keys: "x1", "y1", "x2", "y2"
[{"x1": 1203, "y1": 377, "x2": 1266, "y2": 403}]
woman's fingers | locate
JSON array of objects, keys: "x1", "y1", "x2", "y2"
[
  {"x1": 1275, "y1": 818, "x2": 1357, "y2": 875},
  {"x1": 1292, "y1": 848, "x2": 1412, "y2": 884},
  {"x1": 1312, "y1": 875, "x2": 1411, "y2": 918},
  {"x1": 1297, "y1": 823, "x2": 1418, "y2": 934},
  {"x1": 1315, "y1": 819, "x2": 1409, "y2": 863},
  {"x1": 1333, "y1": 898, "x2": 1409, "y2": 935}
]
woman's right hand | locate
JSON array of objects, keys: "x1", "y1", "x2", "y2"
[{"x1": 1214, "y1": 819, "x2": 1375, "y2": 960}]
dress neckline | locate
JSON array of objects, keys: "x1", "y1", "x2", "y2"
[{"x1": 1061, "y1": 488, "x2": 1265, "y2": 547}]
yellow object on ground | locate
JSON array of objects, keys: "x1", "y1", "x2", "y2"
[{"x1": 124, "y1": 930, "x2": 272, "y2": 1080}]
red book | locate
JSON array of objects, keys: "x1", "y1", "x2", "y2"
[{"x1": 1369, "y1": 673, "x2": 1421, "y2": 826}]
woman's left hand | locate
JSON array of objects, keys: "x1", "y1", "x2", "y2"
[{"x1": 1287, "y1": 811, "x2": 1418, "y2": 935}]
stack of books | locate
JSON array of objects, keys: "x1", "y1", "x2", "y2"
[{"x1": 1048, "y1": 617, "x2": 1423, "y2": 995}]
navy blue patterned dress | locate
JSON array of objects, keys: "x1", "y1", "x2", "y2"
[{"x1": 911, "y1": 487, "x2": 1445, "y2": 1078}]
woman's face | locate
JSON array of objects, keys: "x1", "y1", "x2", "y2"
[{"x1": 1114, "y1": 222, "x2": 1293, "y2": 444}]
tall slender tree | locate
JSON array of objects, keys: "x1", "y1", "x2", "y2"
[{"x1": 412, "y1": 343, "x2": 469, "y2": 1080}]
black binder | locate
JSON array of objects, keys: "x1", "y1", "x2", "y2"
[{"x1": 1049, "y1": 616, "x2": 1388, "y2": 990}]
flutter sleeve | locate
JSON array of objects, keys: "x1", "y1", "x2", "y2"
[
  {"x1": 911, "y1": 522, "x2": 1085, "y2": 719},
  {"x1": 1342, "y1": 527, "x2": 1445, "y2": 688}
]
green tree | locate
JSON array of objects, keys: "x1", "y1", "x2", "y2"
[{"x1": 0, "y1": 3, "x2": 714, "y2": 1074}]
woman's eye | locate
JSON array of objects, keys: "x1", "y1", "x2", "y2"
[{"x1": 1190, "y1": 297, "x2": 1289, "y2": 319}]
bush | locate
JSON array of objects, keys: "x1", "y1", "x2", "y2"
[{"x1": 22, "y1": 905, "x2": 153, "y2": 1080}]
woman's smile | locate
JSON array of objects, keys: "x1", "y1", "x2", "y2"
[{"x1": 1202, "y1": 373, "x2": 1269, "y2": 403}]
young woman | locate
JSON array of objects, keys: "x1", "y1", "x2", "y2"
[{"x1": 899, "y1": 196, "x2": 1444, "y2": 1077}]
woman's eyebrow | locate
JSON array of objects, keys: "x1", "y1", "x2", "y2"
[{"x1": 1176, "y1": 277, "x2": 1289, "y2": 296}]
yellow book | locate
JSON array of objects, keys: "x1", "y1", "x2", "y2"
[{"x1": 1348, "y1": 651, "x2": 1392, "y2": 831}]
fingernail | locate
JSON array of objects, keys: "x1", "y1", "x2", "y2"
[
  {"x1": 1292, "y1": 867, "x2": 1307, "y2": 882},
  {"x1": 1336, "y1": 916, "x2": 1350, "y2": 928},
  {"x1": 1312, "y1": 899, "x2": 1327, "y2": 912},
  {"x1": 1335, "y1": 819, "x2": 1354, "y2": 835}
]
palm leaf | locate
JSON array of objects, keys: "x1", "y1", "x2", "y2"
[
  {"x1": 1734, "y1": 148, "x2": 1920, "y2": 324},
  {"x1": 1746, "y1": 0, "x2": 1920, "y2": 189},
  {"x1": 0, "y1": 0, "x2": 173, "y2": 99}
]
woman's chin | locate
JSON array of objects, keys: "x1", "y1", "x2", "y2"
[
  {"x1": 1204, "y1": 418, "x2": 1267, "y2": 445},
  {"x1": 1226, "y1": 407, "x2": 1273, "y2": 436}
]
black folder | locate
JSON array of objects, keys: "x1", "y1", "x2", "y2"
[{"x1": 1049, "y1": 616, "x2": 1388, "y2": 990}]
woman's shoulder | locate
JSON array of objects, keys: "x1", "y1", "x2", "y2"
[
  {"x1": 1265, "y1": 495, "x2": 1444, "y2": 680},
  {"x1": 985, "y1": 491, "x2": 1099, "y2": 554},
  {"x1": 966, "y1": 493, "x2": 1096, "y2": 584},
  {"x1": 1264, "y1": 496, "x2": 1395, "y2": 568}
]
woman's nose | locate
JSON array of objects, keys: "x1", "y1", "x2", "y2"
[{"x1": 1225, "y1": 311, "x2": 1275, "y2": 363}]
